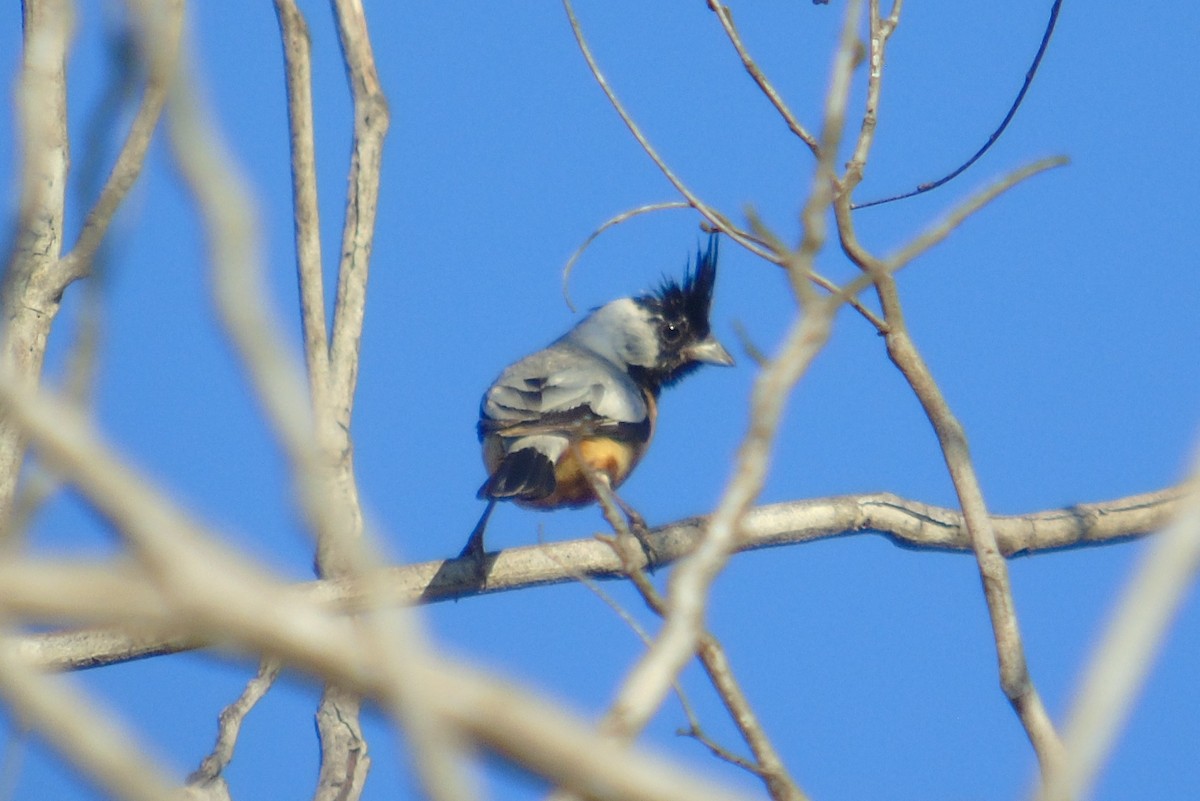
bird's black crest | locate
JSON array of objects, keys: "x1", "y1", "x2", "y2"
[{"x1": 646, "y1": 233, "x2": 719, "y2": 336}]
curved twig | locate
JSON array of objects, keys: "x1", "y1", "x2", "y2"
[
  {"x1": 852, "y1": 0, "x2": 1064, "y2": 209},
  {"x1": 561, "y1": 201, "x2": 690, "y2": 312}
]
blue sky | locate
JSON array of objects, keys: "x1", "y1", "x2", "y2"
[{"x1": 2, "y1": 2, "x2": 1198, "y2": 799}]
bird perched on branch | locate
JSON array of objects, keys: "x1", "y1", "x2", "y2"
[{"x1": 460, "y1": 234, "x2": 733, "y2": 562}]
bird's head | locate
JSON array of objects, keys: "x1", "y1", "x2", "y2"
[{"x1": 570, "y1": 235, "x2": 733, "y2": 393}]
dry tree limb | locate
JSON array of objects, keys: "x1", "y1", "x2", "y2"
[
  {"x1": 317, "y1": 6, "x2": 472, "y2": 801},
  {"x1": 124, "y1": 0, "x2": 464, "y2": 796},
  {"x1": 327, "y1": 0, "x2": 389, "y2": 425},
  {"x1": 845, "y1": 0, "x2": 902, "y2": 183},
  {"x1": 58, "y1": 8, "x2": 178, "y2": 283},
  {"x1": 4, "y1": 2, "x2": 179, "y2": 550},
  {"x1": 882, "y1": 156, "x2": 1068, "y2": 273},
  {"x1": 0, "y1": 8, "x2": 185, "y2": 797},
  {"x1": 834, "y1": 1, "x2": 1067, "y2": 775},
  {"x1": 285, "y1": 2, "x2": 375, "y2": 796},
  {"x1": 540, "y1": 530, "x2": 744, "y2": 798},
  {"x1": 0, "y1": 634, "x2": 184, "y2": 801},
  {"x1": 1040, "y1": 462, "x2": 1200, "y2": 801}
]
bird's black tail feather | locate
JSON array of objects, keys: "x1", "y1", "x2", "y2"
[{"x1": 478, "y1": 447, "x2": 556, "y2": 501}]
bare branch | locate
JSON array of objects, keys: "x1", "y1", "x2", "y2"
[
  {"x1": 326, "y1": 0, "x2": 390, "y2": 422},
  {"x1": 0, "y1": 370, "x2": 761, "y2": 801},
  {"x1": 0, "y1": 0, "x2": 73, "y2": 523},
  {"x1": 837, "y1": 208, "x2": 1066, "y2": 774},
  {"x1": 706, "y1": 1, "x2": 819, "y2": 154},
  {"x1": 843, "y1": 0, "x2": 902, "y2": 184},
  {"x1": 596, "y1": 0, "x2": 866, "y2": 742},
  {"x1": 9, "y1": 485, "x2": 1177, "y2": 671},
  {"x1": 561, "y1": 0, "x2": 775, "y2": 262},
  {"x1": 189, "y1": 660, "x2": 282, "y2": 789},
  {"x1": 884, "y1": 156, "x2": 1068, "y2": 272},
  {"x1": 273, "y1": 0, "x2": 330, "y2": 404},
  {"x1": 575, "y1": 453, "x2": 809, "y2": 801},
  {"x1": 58, "y1": 9, "x2": 179, "y2": 283}
]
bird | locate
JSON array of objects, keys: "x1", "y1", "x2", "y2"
[{"x1": 459, "y1": 233, "x2": 733, "y2": 562}]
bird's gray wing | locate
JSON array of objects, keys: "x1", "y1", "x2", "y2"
[{"x1": 480, "y1": 343, "x2": 646, "y2": 438}]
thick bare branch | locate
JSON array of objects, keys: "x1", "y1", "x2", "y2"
[
  {"x1": 7, "y1": 484, "x2": 1176, "y2": 672},
  {"x1": 326, "y1": 0, "x2": 389, "y2": 423},
  {"x1": 0, "y1": 0, "x2": 73, "y2": 524}
]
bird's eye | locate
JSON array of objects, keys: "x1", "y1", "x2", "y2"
[{"x1": 661, "y1": 322, "x2": 683, "y2": 343}]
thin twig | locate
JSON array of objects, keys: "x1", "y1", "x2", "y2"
[
  {"x1": 563, "y1": 1, "x2": 887, "y2": 332},
  {"x1": 58, "y1": 9, "x2": 178, "y2": 282},
  {"x1": 188, "y1": 660, "x2": 282, "y2": 789},
  {"x1": 542, "y1": 524, "x2": 711, "y2": 774},
  {"x1": 706, "y1": 1, "x2": 819, "y2": 154},
  {"x1": 853, "y1": 0, "x2": 1063, "y2": 209},
  {"x1": 569, "y1": 456, "x2": 809, "y2": 801},
  {"x1": 843, "y1": 0, "x2": 902, "y2": 184},
  {"x1": 884, "y1": 156, "x2": 1067, "y2": 272},
  {"x1": 561, "y1": 0, "x2": 774, "y2": 262}
]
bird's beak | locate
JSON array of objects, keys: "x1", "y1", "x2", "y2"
[{"x1": 684, "y1": 335, "x2": 734, "y2": 366}]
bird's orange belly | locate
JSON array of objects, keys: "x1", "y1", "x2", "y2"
[{"x1": 521, "y1": 436, "x2": 638, "y2": 509}]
